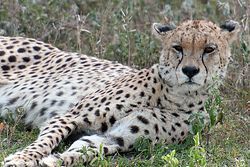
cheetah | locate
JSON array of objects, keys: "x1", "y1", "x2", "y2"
[{"x1": 1, "y1": 20, "x2": 240, "y2": 167}]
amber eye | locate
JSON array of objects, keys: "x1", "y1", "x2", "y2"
[
  {"x1": 172, "y1": 45, "x2": 183, "y2": 53},
  {"x1": 204, "y1": 46, "x2": 215, "y2": 54}
]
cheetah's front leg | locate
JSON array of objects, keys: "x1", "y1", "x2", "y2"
[
  {"x1": 41, "y1": 108, "x2": 188, "y2": 167},
  {"x1": 3, "y1": 114, "x2": 79, "y2": 167}
]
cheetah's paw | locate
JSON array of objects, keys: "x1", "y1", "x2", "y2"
[
  {"x1": 2, "y1": 153, "x2": 37, "y2": 167},
  {"x1": 40, "y1": 154, "x2": 62, "y2": 167}
]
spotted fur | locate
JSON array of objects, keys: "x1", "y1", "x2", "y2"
[{"x1": 1, "y1": 20, "x2": 239, "y2": 167}]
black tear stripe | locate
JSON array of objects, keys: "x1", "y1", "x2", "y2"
[
  {"x1": 201, "y1": 56, "x2": 208, "y2": 83},
  {"x1": 175, "y1": 54, "x2": 183, "y2": 72},
  {"x1": 201, "y1": 35, "x2": 209, "y2": 83}
]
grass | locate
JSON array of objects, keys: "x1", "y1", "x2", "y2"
[{"x1": 0, "y1": 0, "x2": 249, "y2": 166}]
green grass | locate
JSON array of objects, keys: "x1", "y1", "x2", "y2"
[{"x1": 0, "y1": 0, "x2": 249, "y2": 166}]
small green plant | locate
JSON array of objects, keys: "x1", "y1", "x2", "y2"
[
  {"x1": 189, "y1": 112, "x2": 206, "y2": 135},
  {"x1": 206, "y1": 85, "x2": 223, "y2": 127},
  {"x1": 162, "y1": 150, "x2": 179, "y2": 167},
  {"x1": 89, "y1": 144, "x2": 109, "y2": 167},
  {"x1": 188, "y1": 133, "x2": 206, "y2": 167}
]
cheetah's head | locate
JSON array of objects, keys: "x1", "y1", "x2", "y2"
[{"x1": 152, "y1": 20, "x2": 240, "y2": 92}]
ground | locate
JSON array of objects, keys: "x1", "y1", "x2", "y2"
[{"x1": 0, "y1": 0, "x2": 249, "y2": 166}]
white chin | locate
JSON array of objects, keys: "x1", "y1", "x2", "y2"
[{"x1": 180, "y1": 83, "x2": 201, "y2": 92}]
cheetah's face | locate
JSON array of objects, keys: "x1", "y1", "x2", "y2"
[{"x1": 153, "y1": 20, "x2": 240, "y2": 92}]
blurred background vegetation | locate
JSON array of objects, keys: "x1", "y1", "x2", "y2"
[{"x1": 0, "y1": 0, "x2": 249, "y2": 166}]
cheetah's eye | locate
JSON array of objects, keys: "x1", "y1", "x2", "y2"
[
  {"x1": 203, "y1": 46, "x2": 216, "y2": 54},
  {"x1": 172, "y1": 45, "x2": 183, "y2": 53}
]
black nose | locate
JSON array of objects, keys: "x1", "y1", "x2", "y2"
[{"x1": 182, "y1": 66, "x2": 200, "y2": 78}]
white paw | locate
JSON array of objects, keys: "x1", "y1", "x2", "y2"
[
  {"x1": 2, "y1": 153, "x2": 37, "y2": 167},
  {"x1": 40, "y1": 154, "x2": 62, "y2": 167}
]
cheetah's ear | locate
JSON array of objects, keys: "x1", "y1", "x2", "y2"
[
  {"x1": 220, "y1": 20, "x2": 240, "y2": 44},
  {"x1": 152, "y1": 23, "x2": 176, "y2": 40}
]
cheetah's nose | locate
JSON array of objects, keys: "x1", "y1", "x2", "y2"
[{"x1": 182, "y1": 66, "x2": 200, "y2": 79}]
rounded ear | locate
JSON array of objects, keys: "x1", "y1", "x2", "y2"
[
  {"x1": 152, "y1": 23, "x2": 176, "y2": 40},
  {"x1": 220, "y1": 20, "x2": 240, "y2": 44}
]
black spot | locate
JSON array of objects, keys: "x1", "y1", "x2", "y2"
[
  {"x1": 171, "y1": 138, "x2": 176, "y2": 143},
  {"x1": 22, "y1": 42, "x2": 29, "y2": 45},
  {"x1": 152, "y1": 88, "x2": 156, "y2": 94},
  {"x1": 83, "y1": 117, "x2": 91, "y2": 125},
  {"x1": 157, "y1": 98, "x2": 162, "y2": 106},
  {"x1": 185, "y1": 110, "x2": 192, "y2": 114},
  {"x1": 175, "y1": 122, "x2": 181, "y2": 127},
  {"x1": 188, "y1": 103, "x2": 195, "y2": 108},
  {"x1": 88, "y1": 107, "x2": 93, "y2": 111},
  {"x1": 8, "y1": 97, "x2": 19, "y2": 105},
  {"x1": 58, "y1": 100, "x2": 65, "y2": 106},
  {"x1": 101, "y1": 97, "x2": 107, "y2": 103},
  {"x1": 101, "y1": 122, "x2": 108, "y2": 132},
  {"x1": 17, "y1": 48, "x2": 26, "y2": 53},
  {"x1": 125, "y1": 109, "x2": 133, "y2": 113},
  {"x1": 81, "y1": 138, "x2": 93, "y2": 144},
  {"x1": 18, "y1": 65, "x2": 26, "y2": 69},
  {"x1": 144, "y1": 129, "x2": 149, "y2": 135},
  {"x1": 56, "y1": 91, "x2": 63, "y2": 96},
  {"x1": 109, "y1": 115, "x2": 116, "y2": 125},
  {"x1": 198, "y1": 101, "x2": 203, "y2": 105},
  {"x1": 154, "y1": 124, "x2": 159, "y2": 133},
  {"x1": 161, "y1": 118, "x2": 166, "y2": 123},
  {"x1": 140, "y1": 91, "x2": 145, "y2": 97},
  {"x1": 116, "y1": 104, "x2": 123, "y2": 110},
  {"x1": 130, "y1": 125, "x2": 139, "y2": 133},
  {"x1": 6, "y1": 46, "x2": 14, "y2": 49},
  {"x1": 137, "y1": 115, "x2": 149, "y2": 124},
  {"x1": 39, "y1": 107, "x2": 47, "y2": 116},
  {"x1": 0, "y1": 51, "x2": 5, "y2": 56},
  {"x1": 30, "y1": 102, "x2": 37, "y2": 110},
  {"x1": 2, "y1": 65, "x2": 10, "y2": 71},
  {"x1": 8, "y1": 56, "x2": 16, "y2": 62},
  {"x1": 77, "y1": 104, "x2": 83, "y2": 110},
  {"x1": 125, "y1": 94, "x2": 130, "y2": 98},
  {"x1": 33, "y1": 46, "x2": 41, "y2": 51},
  {"x1": 23, "y1": 57, "x2": 30, "y2": 62},
  {"x1": 103, "y1": 113, "x2": 107, "y2": 117},
  {"x1": 50, "y1": 111, "x2": 58, "y2": 117},
  {"x1": 181, "y1": 131, "x2": 185, "y2": 136},
  {"x1": 34, "y1": 55, "x2": 41, "y2": 59},
  {"x1": 55, "y1": 58, "x2": 62, "y2": 63},
  {"x1": 152, "y1": 113, "x2": 157, "y2": 118},
  {"x1": 116, "y1": 90, "x2": 123, "y2": 95},
  {"x1": 184, "y1": 120, "x2": 190, "y2": 125},
  {"x1": 162, "y1": 126, "x2": 167, "y2": 132},
  {"x1": 103, "y1": 147, "x2": 109, "y2": 154},
  {"x1": 171, "y1": 125, "x2": 176, "y2": 131},
  {"x1": 66, "y1": 57, "x2": 73, "y2": 62},
  {"x1": 116, "y1": 137, "x2": 124, "y2": 147},
  {"x1": 115, "y1": 96, "x2": 121, "y2": 100},
  {"x1": 105, "y1": 107, "x2": 110, "y2": 111},
  {"x1": 95, "y1": 109, "x2": 100, "y2": 116},
  {"x1": 153, "y1": 77, "x2": 157, "y2": 83},
  {"x1": 105, "y1": 101, "x2": 111, "y2": 106},
  {"x1": 171, "y1": 113, "x2": 180, "y2": 117}
]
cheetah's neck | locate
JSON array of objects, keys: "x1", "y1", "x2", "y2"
[{"x1": 146, "y1": 64, "x2": 209, "y2": 114}]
